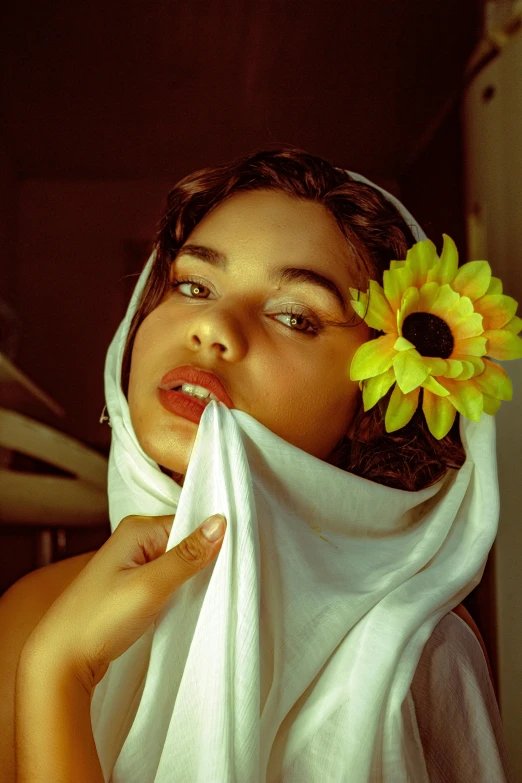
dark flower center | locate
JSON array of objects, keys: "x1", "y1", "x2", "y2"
[{"x1": 402, "y1": 312, "x2": 454, "y2": 359}]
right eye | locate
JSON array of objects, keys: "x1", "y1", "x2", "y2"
[{"x1": 169, "y1": 277, "x2": 210, "y2": 297}]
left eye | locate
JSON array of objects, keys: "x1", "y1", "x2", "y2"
[
  {"x1": 169, "y1": 277, "x2": 322, "y2": 336},
  {"x1": 275, "y1": 309, "x2": 320, "y2": 334}
]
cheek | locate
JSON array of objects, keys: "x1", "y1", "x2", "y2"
[
  {"x1": 128, "y1": 328, "x2": 148, "y2": 396},
  {"x1": 129, "y1": 310, "x2": 166, "y2": 384},
  {"x1": 127, "y1": 322, "x2": 160, "y2": 440},
  {"x1": 302, "y1": 344, "x2": 364, "y2": 422},
  {"x1": 269, "y1": 371, "x2": 346, "y2": 428}
]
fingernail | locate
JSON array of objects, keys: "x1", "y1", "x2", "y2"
[{"x1": 201, "y1": 514, "x2": 226, "y2": 541}]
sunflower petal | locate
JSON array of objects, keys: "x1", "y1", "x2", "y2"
[
  {"x1": 394, "y1": 336, "x2": 416, "y2": 351},
  {"x1": 451, "y1": 355, "x2": 485, "y2": 376},
  {"x1": 485, "y1": 276, "x2": 503, "y2": 295},
  {"x1": 451, "y1": 312, "x2": 484, "y2": 340},
  {"x1": 437, "y1": 377, "x2": 484, "y2": 422},
  {"x1": 351, "y1": 299, "x2": 368, "y2": 320},
  {"x1": 504, "y1": 315, "x2": 522, "y2": 335},
  {"x1": 443, "y1": 359, "x2": 463, "y2": 378},
  {"x1": 430, "y1": 283, "x2": 460, "y2": 318},
  {"x1": 405, "y1": 239, "x2": 438, "y2": 288},
  {"x1": 454, "y1": 360, "x2": 476, "y2": 381},
  {"x1": 417, "y1": 281, "x2": 440, "y2": 312},
  {"x1": 398, "y1": 286, "x2": 420, "y2": 332},
  {"x1": 452, "y1": 260, "x2": 492, "y2": 302},
  {"x1": 349, "y1": 288, "x2": 368, "y2": 320},
  {"x1": 383, "y1": 265, "x2": 414, "y2": 313},
  {"x1": 482, "y1": 394, "x2": 502, "y2": 415},
  {"x1": 424, "y1": 357, "x2": 448, "y2": 376},
  {"x1": 473, "y1": 294, "x2": 518, "y2": 331},
  {"x1": 422, "y1": 389, "x2": 457, "y2": 439},
  {"x1": 349, "y1": 287, "x2": 368, "y2": 307},
  {"x1": 362, "y1": 279, "x2": 396, "y2": 332},
  {"x1": 444, "y1": 295, "x2": 474, "y2": 326},
  {"x1": 393, "y1": 350, "x2": 430, "y2": 394},
  {"x1": 453, "y1": 336, "x2": 487, "y2": 356},
  {"x1": 382, "y1": 268, "x2": 402, "y2": 314},
  {"x1": 484, "y1": 329, "x2": 522, "y2": 360},
  {"x1": 421, "y1": 375, "x2": 451, "y2": 396},
  {"x1": 390, "y1": 260, "x2": 407, "y2": 271},
  {"x1": 474, "y1": 358, "x2": 513, "y2": 400},
  {"x1": 362, "y1": 368, "x2": 396, "y2": 410},
  {"x1": 349, "y1": 333, "x2": 397, "y2": 380},
  {"x1": 385, "y1": 384, "x2": 420, "y2": 433},
  {"x1": 426, "y1": 234, "x2": 459, "y2": 286}
]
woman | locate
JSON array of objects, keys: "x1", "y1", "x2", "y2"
[{"x1": 14, "y1": 147, "x2": 518, "y2": 781}]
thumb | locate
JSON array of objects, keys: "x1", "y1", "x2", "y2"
[{"x1": 142, "y1": 513, "x2": 227, "y2": 599}]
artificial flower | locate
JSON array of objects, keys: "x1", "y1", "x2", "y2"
[{"x1": 349, "y1": 234, "x2": 522, "y2": 440}]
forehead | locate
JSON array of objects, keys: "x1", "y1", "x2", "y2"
[{"x1": 187, "y1": 189, "x2": 357, "y2": 273}]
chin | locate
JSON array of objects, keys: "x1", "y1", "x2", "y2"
[{"x1": 133, "y1": 413, "x2": 193, "y2": 471}]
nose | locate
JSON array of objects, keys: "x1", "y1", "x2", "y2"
[{"x1": 186, "y1": 306, "x2": 248, "y2": 362}]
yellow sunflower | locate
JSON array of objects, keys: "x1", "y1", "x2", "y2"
[{"x1": 349, "y1": 234, "x2": 522, "y2": 440}]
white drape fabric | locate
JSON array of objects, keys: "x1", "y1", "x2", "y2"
[
  {"x1": 409, "y1": 611, "x2": 513, "y2": 782},
  {"x1": 90, "y1": 174, "x2": 502, "y2": 782}
]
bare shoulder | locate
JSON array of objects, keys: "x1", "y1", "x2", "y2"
[
  {"x1": 0, "y1": 550, "x2": 98, "y2": 782},
  {"x1": 0, "y1": 549, "x2": 99, "y2": 689},
  {"x1": 2, "y1": 549, "x2": 98, "y2": 614}
]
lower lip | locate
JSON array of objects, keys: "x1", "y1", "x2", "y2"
[{"x1": 158, "y1": 388, "x2": 212, "y2": 424}]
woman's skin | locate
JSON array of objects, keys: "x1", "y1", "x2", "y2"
[{"x1": 128, "y1": 189, "x2": 371, "y2": 479}]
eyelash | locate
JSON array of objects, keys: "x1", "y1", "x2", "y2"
[{"x1": 169, "y1": 276, "x2": 323, "y2": 337}]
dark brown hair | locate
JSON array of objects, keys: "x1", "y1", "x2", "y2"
[{"x1": 121, "y1": 145, "x2": 465, "y2": 491}]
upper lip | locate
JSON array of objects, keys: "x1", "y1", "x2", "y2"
[{"x1": 159, "y1": 365, "x2": 234, "y2": 408}]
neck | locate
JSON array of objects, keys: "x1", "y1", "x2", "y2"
[{"x1": 159, "y1": 465, "x2": 185, "y2": 487}]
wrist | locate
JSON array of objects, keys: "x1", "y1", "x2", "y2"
[
  {"x1": 19, "y1": 626, "x2": 93, "y2": 696},
  {"x1": 16, "y1": 640, "x2": 104, "y2": 782}
]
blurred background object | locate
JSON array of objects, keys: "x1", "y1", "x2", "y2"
[
  {"x1": 0, "y1": 400, "x2": 108, "y2": 576},
  {"x1": 0, "y1": 349, "x2": 109, "y2": 588},
  {"x1": 0, "y1": 0, "x2": 520, "y2": 775}
]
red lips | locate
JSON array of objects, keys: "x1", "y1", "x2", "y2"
[
  {"x1": 159, "y1": 365, "x2": 233, "y2": 408},
  {"x1": 158, "y1": 388, "x2": 214, "y2": 424}
]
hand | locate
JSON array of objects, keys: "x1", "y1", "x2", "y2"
[{"x1": 22, "y1": 512, "x2": 227, "y2": 693}]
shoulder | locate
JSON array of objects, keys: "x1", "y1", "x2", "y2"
[
  {"x1": 0, "y1": 550, "x2": 98, "y2": 639},
  {"x1": 411, "y1": 611, "x2": 495, "y2": 718},
  {"x1": 414, "y1": 610, "x2": 493, "y2": 691},
  {"x1": 0, "y1": 550, "x2": 98, "y2": 783},
  {"x1": 451, "y1": 603, "x2": 493, "y2": 676},
  {"x1": 26, "y1": 549, "x2": 98, "y2": 596},
  {"x1": 410, "y1": 611, "x2": 513, "y2": 782}
]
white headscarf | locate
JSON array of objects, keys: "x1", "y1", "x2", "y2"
[{"x1": 90, "y1": 173, "x2": 500, "y2": 782}]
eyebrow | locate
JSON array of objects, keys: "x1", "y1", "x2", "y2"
[{"x1": 175, "y1": 243, "x2": 348, "y2": 315}]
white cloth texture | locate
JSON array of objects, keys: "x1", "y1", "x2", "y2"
[
  {"x1": 409, "y1": 611, "x2": 514, "y2": 782},
  {"x1": 90, "y1": 173, "x2": 508, "y2": 782}
]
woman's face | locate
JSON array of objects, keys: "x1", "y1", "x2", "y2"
[{"x1": 128, "y1": 189, "x2": 371, "y2": 479}]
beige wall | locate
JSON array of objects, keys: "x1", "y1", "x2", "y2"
[{"x1": 463, "y1": 29, "x2": 522, "y2": 780}]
